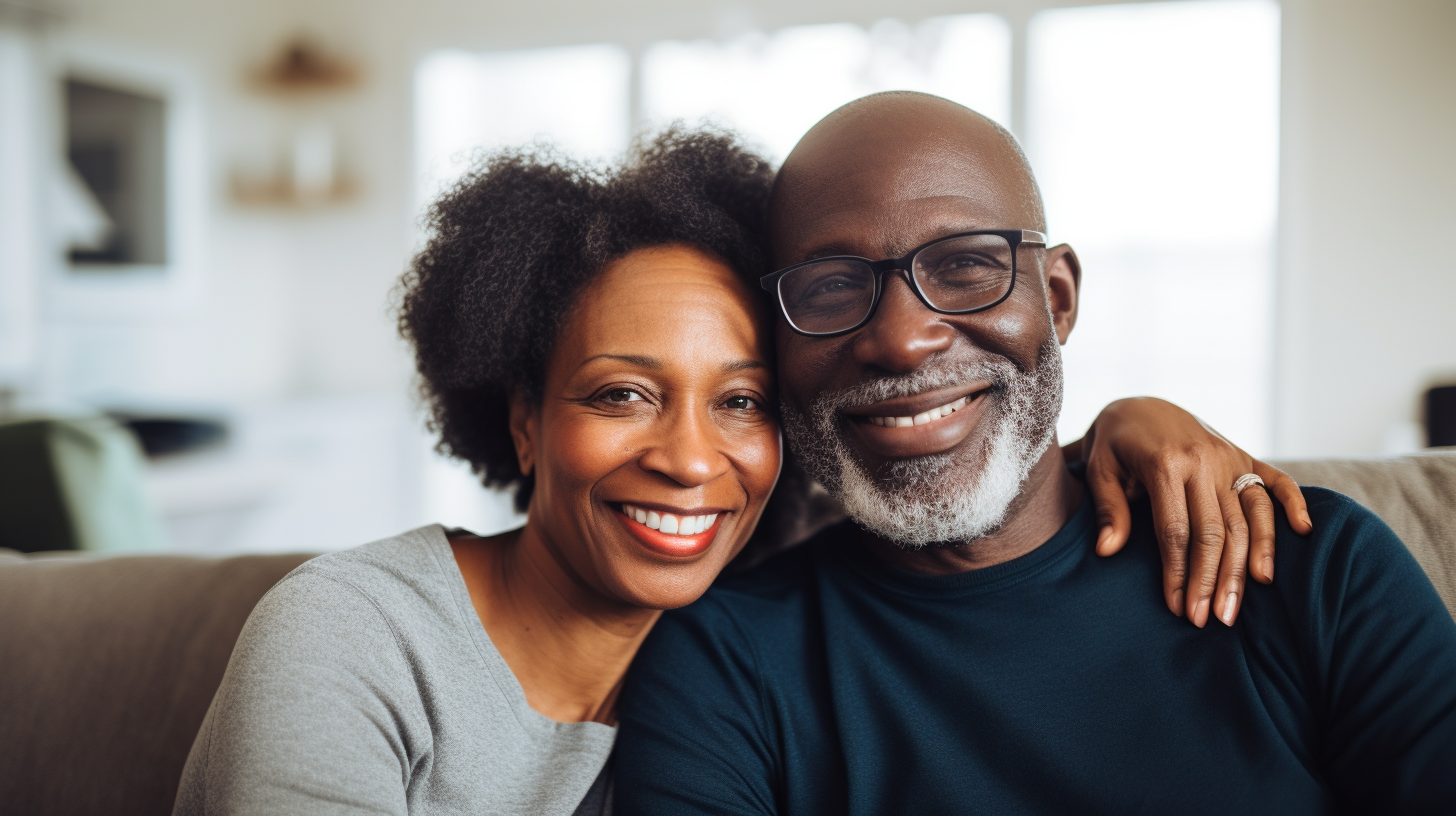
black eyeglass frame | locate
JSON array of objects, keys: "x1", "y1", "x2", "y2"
[{"x1": 760, "y1": 228, "x2": 1048, "y2": 338}]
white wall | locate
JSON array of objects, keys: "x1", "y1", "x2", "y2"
[
  {"x1": 0, "y1": 26, "x2": 44, "y2": 391},
  {"x1": 27, "y1": 0, "x2": 1456, "y2": 459},
  {"x1": 1275, "y1": 0, "x2": 1456, "y2": 457},
  {"x1": 31, "y1": 0, "x2": 419, "y2": 408}
]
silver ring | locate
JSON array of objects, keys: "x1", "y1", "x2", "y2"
[{"x1": 1232, "y1": 473, "x2": 1265, "y2": 494}]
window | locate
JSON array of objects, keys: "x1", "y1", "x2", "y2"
[
  {"x1": 1028, "y1": 0, "x2": 1279, "y2": 451},
  {"x1": 642, "y1": 16, "x2": 1011, "y2": 164},
  {"x1": 414, "y1": 45, "x2": 630, "y2": 207}
]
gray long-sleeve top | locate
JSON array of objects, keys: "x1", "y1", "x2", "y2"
[{"x1": 175, "y1": 525, "x2": 615, "y2": 815}]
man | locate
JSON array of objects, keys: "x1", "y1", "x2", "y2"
[{"x1": 614, "y1": 92, "x2": 1456, "y2": 813}]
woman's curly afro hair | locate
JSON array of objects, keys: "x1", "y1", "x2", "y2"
[{"x1": 398, "y1": 127, "x2": 776, "y2": 513}]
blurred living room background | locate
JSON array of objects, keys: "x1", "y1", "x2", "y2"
[{"x1": 0, "y1": 0, "x2": 1452, "y2": 555}]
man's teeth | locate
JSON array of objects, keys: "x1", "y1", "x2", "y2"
[
  {"x1": 621, "y1": 504, "x2": 718, "y2": 536},
  {"x1": 866, "y1": 395, "x2": 970, "y2": 428}
]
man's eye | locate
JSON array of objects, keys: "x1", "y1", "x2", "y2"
[
  {"x1": 604, "y1": 388, "x2": 644, "y2": 403},
  {"x1": 724, "y1": 396, "x2": 758, "y2": 411}
]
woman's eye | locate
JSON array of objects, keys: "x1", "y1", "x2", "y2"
[
  {"x1": 603, "y1": 388, "x2": 643, "y2": 403},
  {"x1": 724, "y1": 395, "x2": 758, "y2": 411}
]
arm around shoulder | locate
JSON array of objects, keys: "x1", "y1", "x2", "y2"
[{"x1": 174, "y1": 569, "x2": 424, "y2": 816}]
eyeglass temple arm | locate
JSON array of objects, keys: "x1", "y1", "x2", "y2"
[{"x1": 1020, "y1": 229, "x2": 1048, "y2": 246}]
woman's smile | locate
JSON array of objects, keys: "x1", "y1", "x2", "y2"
[{"x1": 613, "y1": 502, "x2": 725, "y2": 557}]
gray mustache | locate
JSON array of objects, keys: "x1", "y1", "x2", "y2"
[{"x1": 812, "y1": 358, "x2": 1019, "y2": 415}]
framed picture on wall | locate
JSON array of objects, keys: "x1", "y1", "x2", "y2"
[{"x1": 47, "y1": 36, "x2": 204, "y2": 319}]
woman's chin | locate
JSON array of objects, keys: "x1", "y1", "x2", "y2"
[
  {"x1": 605, "y1": 563, "x2": 721, "y2": 610},
  {"x1": 591, "y1": 510, "x2": 747, "y2": 609}
]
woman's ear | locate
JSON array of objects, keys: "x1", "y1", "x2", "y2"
[
  {"x1": 1044, "y1": 244, "x2": 1081, "y2": 344},
  {"x1": 507, "y1": 391, "x2": 538, "y2": 478}
]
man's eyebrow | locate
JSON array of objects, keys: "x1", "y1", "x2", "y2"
[
  {"x1": 795, "y1": 223, "x2": 992, "y2": 264},
  {"x1": 799, "y1": 243, "x2": 866, "y2": 262}
]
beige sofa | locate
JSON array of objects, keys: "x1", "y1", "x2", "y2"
[{"x1": 1, "y1": 451, "x2": 1453, "y2": 816}]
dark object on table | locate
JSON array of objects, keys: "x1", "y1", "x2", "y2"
[
  {"x1": 0, "y1": 416, "x2": 162, "y2": 553},
  {"x1": 1427, "y1": 385, "x2": 1456, "y2": 448},
  {"x1": 111, "y1": 414, "x2": 228, "y2": 458},
  {"x1": 0, "y1": 421, "x2": 77, "y2": 551}
]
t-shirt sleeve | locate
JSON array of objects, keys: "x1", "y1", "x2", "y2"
[
  {"x1": 1299, "y1": 491, "x2": 1456, "y2": 812},
  {"x1": 173, "y1": 571, "x2": 423, "y2": 816},
  {"x1": 613, "y1": 599, "x2": 780, "y2": 816}
]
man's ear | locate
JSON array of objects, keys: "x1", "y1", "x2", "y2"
[
  {"x1": 507, "y1": 391, "x2": 538, "y2": 479},
  {"x1": 1044, "y1": 244, "x2": 1081, "y2": 344}
]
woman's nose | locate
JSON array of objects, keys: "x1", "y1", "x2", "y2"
[{"x1": 636, "y1": 405, "x2": 732, "y2": 488}]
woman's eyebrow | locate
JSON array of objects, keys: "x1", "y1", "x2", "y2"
[
  {"x1": 579, "y1": 354, "x2": 765, "y2": 374},
  {"x1": 581, "y1": 353, "x2": 661, "y2": 369},
  {"x1": 721, "y1": 359, "x2": 768, "y2": 373}
]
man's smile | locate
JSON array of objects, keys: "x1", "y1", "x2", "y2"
[{"x1": 839, "y1": 384, "x2": 994, "y2": 461}]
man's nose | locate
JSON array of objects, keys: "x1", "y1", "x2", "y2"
[
  {"x1": 636, "y1": 404, "x2": 732, "y2": 488},
  {"x1": 851, "y1": 271, "x2": 955, "y2": 374}
]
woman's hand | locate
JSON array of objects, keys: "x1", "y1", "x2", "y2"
[{"x1": 1065, "y1": 397, "x2": 1314, "y2": 629}]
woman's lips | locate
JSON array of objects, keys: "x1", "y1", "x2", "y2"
[{"x1": 614, "y1": 505, "x2": 723, "y2": 557}]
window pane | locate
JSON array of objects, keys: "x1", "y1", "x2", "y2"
[
  {"x1": 1029, "y1": 0, "x2": 1280, "y2": 453},
  {"x1": 642, "y1": 16, "x2": 1010, "y2": 164},
  {"x1": 414, "y1": 45, "x2": 631, "y2": 206}
]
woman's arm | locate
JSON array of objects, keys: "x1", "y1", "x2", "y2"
[
  {"x1": 174, "y1": 571, "x2": 419, "y2": 815},
  {"x1": 1065, "y1": 397, "x2": 1313, "y2": 629}
]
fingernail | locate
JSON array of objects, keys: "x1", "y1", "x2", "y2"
[
  {"x1": 1261, "y1": 556, "x2": 1274, "y2": 581},
  {"x1": 1220, "y1": 592, "x2": 1238, "y2": 626},
  {"x1": 1096, "y1": 526, "x2": 1111, "y2": 551},
  {"x1": 1192, "y1": 596, "x2": 1210, "y2": 628},
  {"x1": 1170, "y1": 587, "x2": 1185, "y2": 616}
]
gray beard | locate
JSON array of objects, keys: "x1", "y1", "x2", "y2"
[{"x1": 780, "y1": 336, "x2": 1064, "y2": 549}]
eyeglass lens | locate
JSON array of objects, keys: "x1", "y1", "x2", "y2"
[{"x1": 776, "y1": 233, "x2": 1016, "y2": 334}]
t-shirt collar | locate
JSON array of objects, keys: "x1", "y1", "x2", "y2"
[{"x1": 830, "y1": 492, "x2": 1096, "y2": 599}]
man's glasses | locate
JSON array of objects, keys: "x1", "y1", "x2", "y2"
[{"x1": 760, "y1": 229, "x2": 1047, "y2": 337}]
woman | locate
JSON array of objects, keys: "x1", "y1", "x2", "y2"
[{"x1": 174, "y1": 130, "x2": 1309, "y2": 815}]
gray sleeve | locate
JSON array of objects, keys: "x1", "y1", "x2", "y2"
[{"x1": 174, "y1": 571, "x2": 426, "y2": 816}]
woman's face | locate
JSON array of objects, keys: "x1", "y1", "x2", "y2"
[{"x1": 512, "y1": 244, "x2": 781, "y2": 610}]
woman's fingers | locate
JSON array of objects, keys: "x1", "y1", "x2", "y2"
[
  {"x1": 1253, "y1": 461, "x2": 1313, "y2": 534},
  {"x1": 1183, "y1": 476, "x2": 1229, "y2": 628},
  {"x1": 1212, "y1": 485, "x2": 1251, "y2": 626},
  {"x1": 1147, "y1": 471, "x2": 1192, "y2": 617},
  {"x1": 1240, "y1": 483, "x2": 1277, "y2": 585},
  {"x1": 1087, "y1": 456, "x2": 1133, "y2": 557}
]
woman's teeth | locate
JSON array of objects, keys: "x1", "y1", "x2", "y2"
[
  {"x1": 621, "y1": 504, "x2": 718, "y2": 536},
  {"x1": 866, "y1": 395, "x2": 970, "y2": 428}
]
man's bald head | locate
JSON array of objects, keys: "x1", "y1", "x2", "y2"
[{"x1": 768, "y1": 91, "x2": 1046, "y2": 267}]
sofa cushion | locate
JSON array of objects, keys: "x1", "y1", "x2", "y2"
[
  {"x1": 0, "y1": 550, "x2": 314, "y2": 816},
  {"x1": 1276, "y1": 450, "x2": 1456, "y2": 619}
]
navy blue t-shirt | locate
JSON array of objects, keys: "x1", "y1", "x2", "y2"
[{"x1": 615, "y1": 487, "x2": 1456, "y2": 814}]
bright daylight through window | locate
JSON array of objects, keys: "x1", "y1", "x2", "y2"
[
  {"x1": 641, "y1": 16, "x2": 1011, "y2": 163},
  {"x1": 413, "y1": 0, "x2": 1280, "y2": 521},
  {"x1": 1030, "y1": 0, "x2": 1279, "y2": 453}
]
